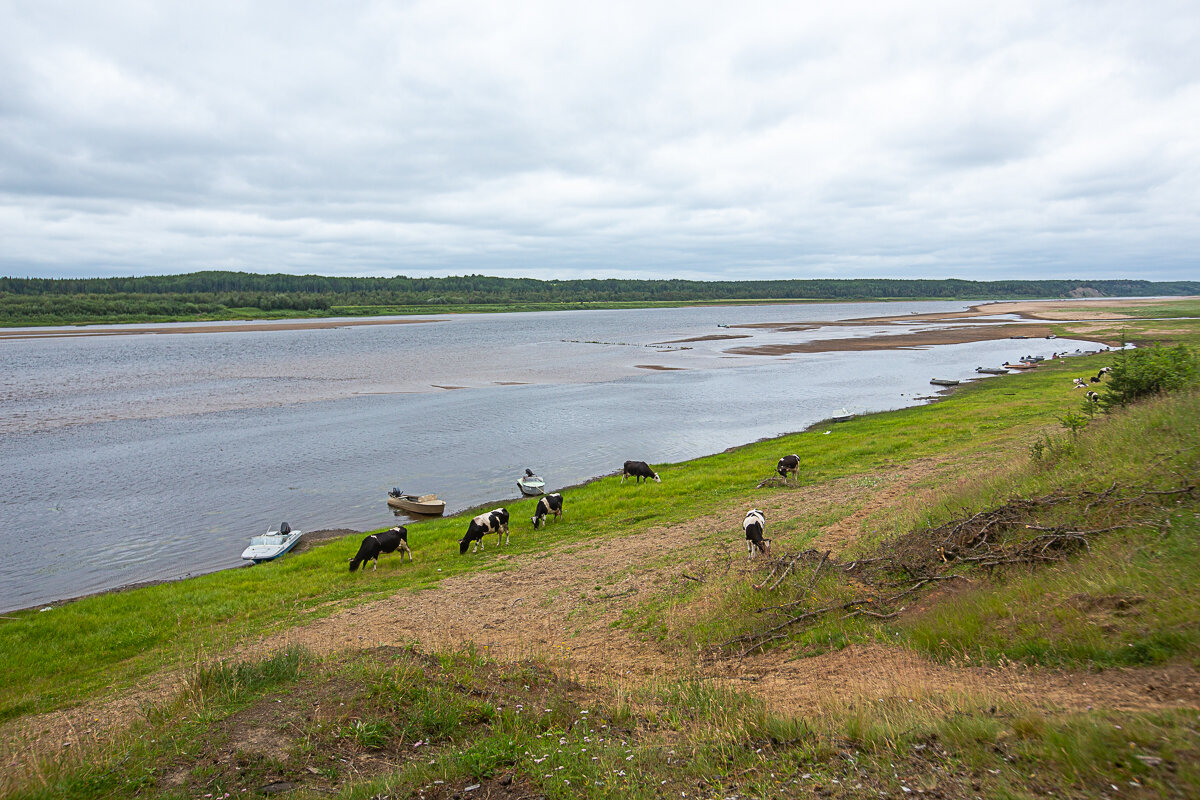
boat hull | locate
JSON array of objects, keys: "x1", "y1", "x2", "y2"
[
  {"x1": 387, "y1": 495, "x2": 446, "y2": 515},
  {"x1": 517, "y1": 477, "x2": 546, "y2": 496},
  {"x1": 241, "y1": 531, "x2": 303, "y2": 563}
]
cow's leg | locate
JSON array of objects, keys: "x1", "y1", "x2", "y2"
[{"x1": 746, "y1": 540, "x2": 753, "y2": 560}]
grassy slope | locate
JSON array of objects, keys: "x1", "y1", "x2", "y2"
[
  {"x1": 3, "y1": 316, "x2": 1198, "y2": 799},
  {"x1": 0, "y1": 351, "x2": 1114, "y2": 721}
]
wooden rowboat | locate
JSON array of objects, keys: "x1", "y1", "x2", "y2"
[
  {"x1": 1004, "y1": 362, "x2": 1038, "y2": 370},
  {"x1": 387, "y1": 490, "x2": 446, "y2": 516}
]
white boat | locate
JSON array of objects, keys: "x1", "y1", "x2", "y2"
[
  {"x1": 517, "y1": 469, "x2": 546, "y2": 496},
  {"x1": 832, "y1": 407, "x2": 854, "y2": 422},
  {"x1": 241, "y1": 523, "x2": 303, "y2": 564},
  {"x1": 975, "y1": 367, "x2": 1009, "y2": 375}
]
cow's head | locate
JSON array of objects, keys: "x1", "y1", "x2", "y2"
[
  {"x1": 652, "y1": 472, "x2": 661, "y2": 483},
  {"x1": 776, "y1": 464, "x2": 788, "y2": 477},
  {"x1": 530, "y1": 514, "x2": 542, "y2": 528},
  {"x1": 459, "y1": 537, "x2": 471, "y2": 555}
]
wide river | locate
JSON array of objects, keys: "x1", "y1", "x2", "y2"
[{"x1": 0, "y1": 301, "x2": 1096, "y2": 612}]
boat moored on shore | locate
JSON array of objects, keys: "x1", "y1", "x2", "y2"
[{"x1": 241, "y1": 522, "x2": 303, "y2": 564}]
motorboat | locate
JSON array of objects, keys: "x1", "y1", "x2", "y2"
[
  {"x1": 975, "y1": 367, "x2": 1009, "y2": 375},
  {"x1": 241, "y1": 522, "x2": 303, "y2": 564},
  {"x1": 929, "y1": 378, "x2": 960, "y2": 386},
  {"x1": 387, "y1": 489, "x2": 446, "y2": 515},
  {"x1": 831, "y1": 407, "x2": 854, "y2": 422},
  {"x1": 517, "y1": 468, "x2": 546, "y2": 496}
]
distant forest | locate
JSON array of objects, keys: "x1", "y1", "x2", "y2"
[{"x1": 2, "y1": 271, "x2": 1197, "y2": 326}]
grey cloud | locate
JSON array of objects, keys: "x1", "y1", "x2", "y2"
[{"x1": 0, "y1": 1, "x2": 1197, "y2": 281}]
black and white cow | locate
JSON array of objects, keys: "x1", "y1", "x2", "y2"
[
  {"x1": 1086, "y1": 390, "x2": 1100, "y2": 403},
  {"x1": 743, "y1": 509, "x2": 770, "y2": 560},
  {"x1": 531, "y1": 493, "x2": 564, "y2": 528},
  {"x1": 349, "y1": 526, "x2": 411, "y2": 571},
  {"x1": 459, "y1": 508, "x2": 511, "y2": 554},
  {"x1": 621, "y1": 460, "x2": 660, "y2": 484},
  {"x1": 776, "y1": 454, "x2": 800, "y2": 479}
]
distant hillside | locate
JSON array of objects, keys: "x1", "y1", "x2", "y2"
[{"x1": 2, "y1": 272, "x2": 1197, "y2": 325}]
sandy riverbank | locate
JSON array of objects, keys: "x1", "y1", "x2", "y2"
[
  {"x1": 0, "y1": 297, "x2": 1154, "y2": 346},
  {"x1": 0, "y1": 316, "x2": 442, "y2": 340}
]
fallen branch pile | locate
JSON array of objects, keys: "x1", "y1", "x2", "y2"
[{"x1": 724, "y1": 480, "x2": 1195, "y2": 658}]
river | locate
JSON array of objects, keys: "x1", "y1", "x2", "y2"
[{"x1": 0, "y1": 301, "x2": 1097, "y2": 611}]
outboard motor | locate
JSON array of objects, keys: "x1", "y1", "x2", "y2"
[
  {"x1": 279, "y1": 521, "x2": 291, "y2": 535},
  {"x1": 390, "y1": 487, "x2": 403, "y2": 497}
]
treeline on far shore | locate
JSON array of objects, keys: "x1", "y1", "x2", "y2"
[{"x1": 2, "y1": 271, "x2": 1197, "y2": 326}]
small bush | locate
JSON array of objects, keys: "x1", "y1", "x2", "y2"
[{"x1": 1101, "y1": 345, "x2": 1198, "y2": 409}]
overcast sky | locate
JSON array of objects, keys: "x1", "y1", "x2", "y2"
[{"x1": 1, "y1": 1, "x2": 1197, "y2": 282}]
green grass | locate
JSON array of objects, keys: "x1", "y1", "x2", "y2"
[
  {"x1": 0, "y1": 350, "x2": 1160, "y2": 722},
  {"x1": 627, "y1": 379, "x2": 1200, "y2": 670},
  {"x1": 5, "y1": 640, "x2": 1197, "y2": 799}
]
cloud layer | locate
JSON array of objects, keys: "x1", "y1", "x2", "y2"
[{"x1": 2, "y1": 1, "x2": 1197, "y2": 280}]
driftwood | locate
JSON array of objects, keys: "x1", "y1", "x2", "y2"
[
  {"x1": 756, "y1": 475, "x2": 790, "y2": 489},
  {"x1": 723, "y1": 480, "x2": 1194, "y2": 657}
]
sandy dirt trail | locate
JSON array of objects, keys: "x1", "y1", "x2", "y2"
[
  {"x1": 245, "y1": 459, "x2": 1199, "y2": 717},
  {"x1": 6, "y1": 459, "x2": 1197, "y2": 773}
]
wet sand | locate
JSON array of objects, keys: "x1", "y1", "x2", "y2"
[
  {"x1": 0, "y1": 316, "x2": 441, "y2": 340},
  {"x1": 4, "y1": 297, "x2": 1186, "y2": 352},
  {"x1": 721, "y1": 298, "x2": 1200, "y2": 354},
  {"x1": 727, "y1": 323, "x2": 1057, "y2": 356}
]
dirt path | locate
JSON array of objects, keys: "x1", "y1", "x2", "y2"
[
  {"x1": 242, "y1": 457, "x2": 1200, "y2": 717},
  {"x1": 6, "y1": 459, "x2": 1197, "y2": 772}
]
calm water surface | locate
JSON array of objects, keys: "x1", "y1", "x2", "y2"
[{"x1": 0, "y1": 302, "x2": 1099, "y2": 611}]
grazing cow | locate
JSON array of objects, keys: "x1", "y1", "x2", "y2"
[
  {"x1": 459, "y1": 508, "x2": 511, "y2": 554},
  {"x1": 1086, "y1": 390, "x2": 1100, "y2": 403},
  {"x1": 621, "y1": 460, "x2": 660, "y2": 484},
  {"x1": 776, "y1": 454, "x2": 800, "y2": 479},
  {"x1": 1072, "y1": 377, "x2": 1086, "y2": 388},
  {"x1": 349, "y1": 526, "x2": 410, "y2": 572},
  {"x1": 1090, "y1": 374, "x2": 1102, "y2": 383},
  {"x1": 531, "y1": 493, "x2": 564, "y2": 528},
  {"x1": 743, "y1": 509, "x2": 770, "y2": 560}
]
